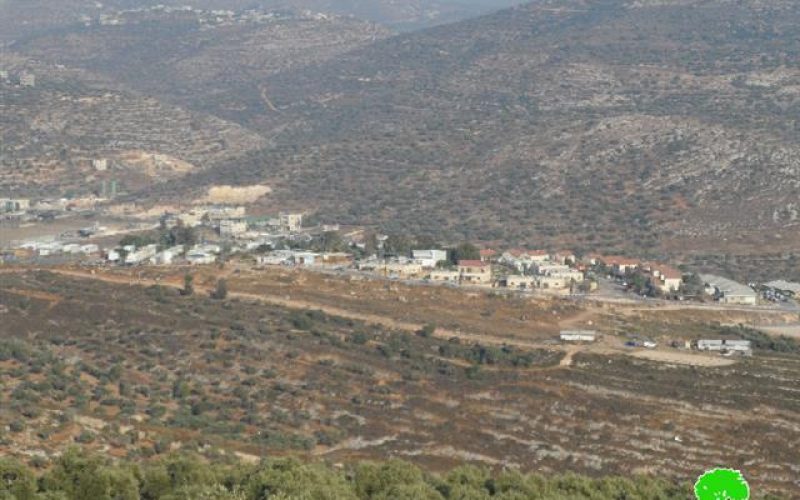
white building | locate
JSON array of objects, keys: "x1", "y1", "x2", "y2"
[
  {"x1": 125, "y1": 244, "x2": 158, "y2": 265},
  {"x1": 187, "y1": 250, "x2": 216, "y2": 265},
  {"x1": 701, "y1": 274, "x2": 757, "y2": 305},
  {"x1": 257, "y1": 251, "x2": 294, "y2": 266},
  {"x1": 152, "y1": 246, "x2": 184, "y2": 265},
  {"x1": 505, "y1": 275, "x2": 537, "y2": 290},
  {"x1": 219, "y1": 218, "x2": 248, "y2": 237},
  {"x1": 292, "y1": 251, "x2": 318, "y2": 266},
  {"x1": 560, "y1": 330, "x2": 597, "y2": 342},
  {"x1": 279, "y1": 212, "x2": 303, "y2": 232},
  {"x1": 92, "y1": 159, "x2": 109, "y2": 172},
  {"x1": 429, "y1": 270, "x2": 460, "y2": 283},
  {"x1": 412, "y1": 249, "x2": 448, "y2": 268},
  {"x1": 1, "y1": 198, "x2": 31, "y2": 212}
]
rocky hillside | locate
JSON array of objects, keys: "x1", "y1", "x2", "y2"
[
  {"x1": 12, "y1": 6, "x2": 391, "y2": 123},
  {"x1": 0, "y1": 55, "x2": 266, "y2": 197},
  {"x1": 163, "y1": 0, "x2": 800, "y2": 254}
]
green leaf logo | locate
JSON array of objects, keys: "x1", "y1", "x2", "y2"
[{"x1": 694, "y1": 468, "x2": 750, "y2": 500}]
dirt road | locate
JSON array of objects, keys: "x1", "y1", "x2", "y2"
[{"x1": 4, "y1": 267, "x2": 736, "y2": 367}]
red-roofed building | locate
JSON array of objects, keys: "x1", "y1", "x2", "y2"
[
  {"x1": 554, "y1": 250, "x2": 577, "y2": 265},
  {"x1": 458, "y1": 260, "x2": 492, "y2": 285},
  {"x1": 604, "y1": 256, "x2": 640, "y2": 276},
  {"x1": 648, "y1": 264, "x2": 684, "y2": 292},
  {"x1": 479, "y1": 248, "x2": 497, "y2": 263}
]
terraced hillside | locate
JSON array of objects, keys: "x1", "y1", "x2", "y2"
[{"x1": 157, "y1": 0, "x2": 800, "y2": 255}]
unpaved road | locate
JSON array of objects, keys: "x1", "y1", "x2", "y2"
[{"x1": 4, "y1": 267, "x2": 737, "y2": 367}]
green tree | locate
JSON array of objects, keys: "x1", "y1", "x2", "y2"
[
  {"x1": 0, "y1": 458, "x2": 37, "y2": 500},
  {"x1": 244, "y1": 458, "x2": 356, "y2": 500},
  {"x1": 450, "y1": 243, "x2": 480, "y2": 264},
  {"x1": 40, "y1": 447, "x2": 139, "y2": 500}
]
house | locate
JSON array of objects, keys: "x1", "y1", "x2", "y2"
[
  {"x1": 256, "y1": 251, "x2": 294, "y2": 266},
  {"x1": 320, "y1": 252, "x2": 353, "y2": 266},
  {"x1": 279, "y1": 212, "x2": 303, "y2": 233},
  {"x1": 106, "y1": 249, "x2": 121, "y2": 263},
  {"x1": 429, "y1": 270, "x2": 460, "y2": 283},
  {"x1": 700, "y1": 274, "x2": 757, "y2": 305},
  {"x1": 152, "y1": 246, "x2": 184, "y2": 265},
  {"x1": 412, "y1": 249, "x2": 448, "y2": 268},
  {"x1": 125, "y1": 244, "x2": 158, "y2": 265},
  {"x1": 186, "y1": 250, "x2": 216, "y2": 265},
  {"x1": 560, "y1": 330, "x2": 597, "y2": 342},
  {"x1": 79, "y1": 244, "x2": 100, "y2": 255},
  {"x1": 604, "y1": 256, "x2": 640, "y2": 276},
  {"x1": 553, "y1": 250, "x2": 577, "y2": 265},
  {"x1": 207, "y1": 205, "x2": 246, "y2": 221},
  {"x1": 537, "y1": 275, "x2": 575, "y2": 290},
  {"x1": 479, "y1": 249, "x2": 497, "y2": 263},
  {"x1": 583, "y1": 253, "x2": 604, "y2": 266},
  {"x1": 292, "y1": 251, "x2": 319, "y2": 266},
  {"x1": 505, "y1": 275, "x2": 537, "y2": 290},
  {"x1": 219, "y1": 218, "x2": 248, "y2": 237},
  {"x1": 383, "y1": 262, "x2": 423, "y2": 279},
  {"x1": 92, "y1": 159, "x2": 108, "y2": 172},
  {"x1": 643, "y1": 263, "x2": 684, "y2": 293},
  {"x1": 457, "y1": 260, "x2": 492, "y2": 285},
  {"x1": 0, "y1": 198, "x2": 31, "y2": 213}
]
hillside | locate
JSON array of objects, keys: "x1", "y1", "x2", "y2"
[
  {"x1": 0, "y1": 54, "x2": 266, "y2": 197},
  {"x1": 0, "y1": 0, "x2": 523, "y2": 40},
  {"x1": 154, "y1": 0, "x2": 800, "y2": 256},
  {"x1": 12, "y1": 6, "x2": 391, "y2": 125},
  {"x1": 1, "y1": 268, "x2": 798, "y2": 495}
]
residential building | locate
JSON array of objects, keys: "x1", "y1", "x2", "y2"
[
  {"x1": 383, "y1": 262, "x2": 423, "y2": 279},
  {"x1": 219, "y1": 218, "x2": 248, "y2": 237},
  {"x1": 279, "y1": 212, "x2": 303, "y2": 232},
  {"x1": 207, "y1": 205, "x2": 246, "y2": 221},
  {"x1": 458, "y1": 260, "x2": 492, "y2": 285},
  {"x1": 479, "y1": 248, "x2": 497, "y2": 263},
  {"x1": 429, "y1": 270, "x2": 460, "y2": 283},
  {"x1": 92, "y1": 159, "x2": 109, "y2": 172},
  {"x1": 256, "y1": 251, "x2": 294, "y2": 266},
  {"x1": 604, "y1": 256, "x2": 640, "y2": 276},
  {"x1": 412, "y1": 249, "x2": 448, "y2": 268},
  {"x1": 125, "y1": 244, "x2": 158, "y2": 265},
  {"x1": 641, "y1": 263, "x2": 683, "y2": 293},
  {"x1": 505, "y1": 275, "x2": 537, "y2": 290},
  {"x1": 152, "y1": 246, "x2": 184, "y2": 265},
  {"x1": 292, "y1": 252, "x2": 318, "y2": 266},
  {"x1": 320, "y1": 252, "x2": 353, "y2": 266},
  {"x1": 560, "y1": 330, "x2": 597, "y2": 342},
  {"x1": 1, "y1": 198, "x2": 31, "y2": 212},
  {"x1": 554, "y1": 250, "x2": 577, "y2": 265},
  {"x1": 186, "y1": 250, "x2": 216, "y2": 265}
]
